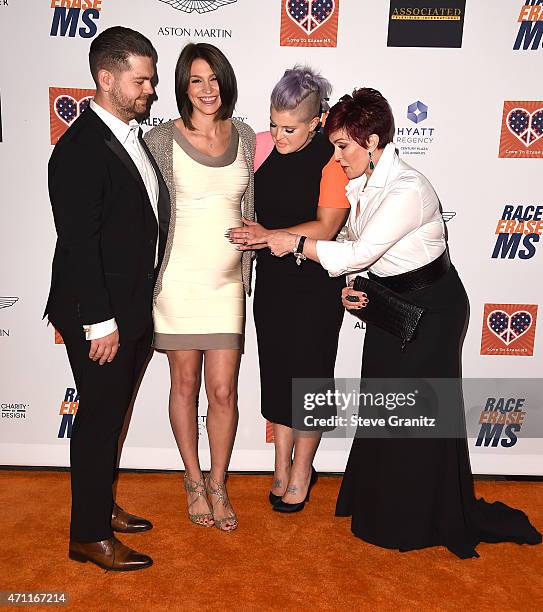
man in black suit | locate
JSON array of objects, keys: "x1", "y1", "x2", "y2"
[{"x1": 45, "y1": 26, "x2": 170, "y2": 571}]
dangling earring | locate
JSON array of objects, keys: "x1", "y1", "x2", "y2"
[{"x1": 369, "y1": 150, "x2": 375, "y2": 171}]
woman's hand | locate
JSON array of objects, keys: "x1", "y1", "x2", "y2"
[
  {"x1": 266, "y1": 231, "x2": 298, "y2": 257},
  {"x1": 341, "y1": 285, "x2": 368, "y2": 311},
  {"x1": 227, "y1": 217, "x2": 269, "y2": 250}
]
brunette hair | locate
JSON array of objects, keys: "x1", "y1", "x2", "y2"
[
  {"x1": 174, "y1": 43, "x2": 237, "y2": 130},
  {"x1": 89, "y1": 26, "x2": 157, "y2": 85},
  {"x1": 325, "y1": 88, "x2": 395, "y2": 149}
]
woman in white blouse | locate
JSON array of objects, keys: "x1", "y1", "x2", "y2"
[{"x1": 263, "y1": 88, "x2": 542, "y2": 558}]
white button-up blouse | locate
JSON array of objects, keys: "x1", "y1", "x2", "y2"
[{"x1": 316, "y1": 143, "x2": 446, "y2": 279}]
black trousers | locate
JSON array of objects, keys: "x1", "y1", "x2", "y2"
[{"x1": 54, "y1": 321, "x2": 152, "y2": 543}]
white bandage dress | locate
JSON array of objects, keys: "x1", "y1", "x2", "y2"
[{"x1": 153, "y1": 125, "x2": 249, "y2": 350}]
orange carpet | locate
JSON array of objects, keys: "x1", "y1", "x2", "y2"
[{"x1": 1, "y1": 471, "x2": 542, "y2": 611}]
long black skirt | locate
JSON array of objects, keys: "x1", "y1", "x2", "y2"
[{"x1": 335, "y1": 265, "x2": 542, "y2": 558}]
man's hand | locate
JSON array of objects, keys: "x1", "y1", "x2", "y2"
[{"x1": 89, "y1": 329, "x2": 120, "y2": 365}]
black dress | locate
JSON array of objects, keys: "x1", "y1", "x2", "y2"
[
  {"x1": 335, "y1": 262, "x2": 542, "y2": 558},
  {"x1": 254, "y1": 133, "x2": 345, "y2": 428}
]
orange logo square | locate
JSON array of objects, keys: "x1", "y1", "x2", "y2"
[
  {"x1": 280, "y1": 0, "x2": 339, "y2": 47},
  {"x1": 49, "y1": 87, "x2": 95, "y2": 145},
  {"x1": 499, "y1": 101, "x2": 543, "y2": 158},
  {"x1": 480, "y1": 303, "x2": 538, "y2": 356}
]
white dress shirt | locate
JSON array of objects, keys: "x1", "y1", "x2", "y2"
[
  {"x1": 316, "y1": 143, "x2": 446, "y2": 281},
  {"x1": 84, "y1": 100, "x2": 159, "y2": 341}
]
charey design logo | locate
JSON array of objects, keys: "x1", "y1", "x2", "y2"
[
  {"x1": 58, "y1": 387, "x2": 79, "y2": 438},
  {"x1": 49, "y1": 87, "x2": 95, "y2": 145},
  {"x1": 499, "y1": 101, "x2": 543, "y2": 158},
  {"x1": 475, "y1": 397, "x2": 527, "y2": 448},
  {"x1": 514, "y1": 0, "x2": 543, "y2": 50},
  {"x1": 492, "y1": 204, "x2": 542, "y2": 260},
  {"x1": 407, "y1": 100, "x2": 428, "y2": 124},
  {"x1": 481, "y1": 304, "x2": 538, "y2": 357},
  {"x1": 281, "y1": 0, "x2": 340, "y2": 48},
  {"x1": 1, "y1": 403, "x2": 27, "y2": 419},
  {"x1": 158, "y1": 0, "x2": 237, "y2": 12},
  {"x1": 0, "y1": 297, "x2": 18, "y2": 309},
  {"x1": 50, "y1": 0, "x2": 102, "y2": 38},
  {"x1": 387, "y1": 0, "x2": 466, "y2": 48}
]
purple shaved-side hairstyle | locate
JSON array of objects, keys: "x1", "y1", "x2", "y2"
[{"x1": 270, "y1": 65, "x2": 332, "y2": 121}]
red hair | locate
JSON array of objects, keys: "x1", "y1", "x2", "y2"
[{"x1": 325, "y1": 88, "x2": 395, "y2": 149}]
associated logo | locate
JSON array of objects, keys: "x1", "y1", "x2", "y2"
[
  {"x1": 158, "y1": 0, "x2": 237, "y2": 12},
  {"x1": 395, "y1": 99, "x2": 435, "y2": 156},
  {"x1": 491, "y1": 204, "x2": 542, "y2": 260},
  {"x1": 387, "y1": 0, "x2": 466, "y2": 48},
  {"x1": 1, "y1": 403, "x2": 28, "y2": 419},
  {"x1": 407, "y1": 100, "x2": 428, "y2": 124},
  {"x1": 280, "y1": 0, "x2": 340, "y2": 48},
  {"x1": 481, "y1": 304, "x2": 538, "y2": 357},
  {"x1": 514, "y1": 0, "x2": 543, "y2": 50},
  {"x1": 50, "y1": 0, "x2": 102, "y2": 38},
  {"x1": 475, "y1": 397, "x2": 527, "y2": 448},
  {"x1": 49, "y1": 87, "x2": 95, "y2": 145},
  {"x1": 54, "y1": 328, "x2": 64, "y2": 344},
  {"x1": 442, "y1": 211, "x2": 456, "y2": 222},
  {"x1": 499, "y1": 101, "x2": 543, "y2": 158},
  {"x1": 58, "y1": 387, "x2": 79, "y2": 438}
]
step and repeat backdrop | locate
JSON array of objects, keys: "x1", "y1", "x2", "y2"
[{"x1": 1, "y1": 1, "x2": 542, "y2": 475}]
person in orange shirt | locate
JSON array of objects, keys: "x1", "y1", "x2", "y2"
[{"x1": 228, "y1": 66, "x2": 349, "y2": 512}]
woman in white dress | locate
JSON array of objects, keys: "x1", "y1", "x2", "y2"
[{"x1": 145, "y1": 43, "x2": 255, "y2": 531}]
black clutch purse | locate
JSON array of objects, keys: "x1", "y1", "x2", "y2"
[{"x1": 352, "y1": 275, "x2": 426, "y2": 346}]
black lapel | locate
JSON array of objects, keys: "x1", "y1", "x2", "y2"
[
  {"x1": 139, "y1": 134, "x2": 171, "y2": 269},
  {"x1": 104, "y1": 131, "x2": 150, "y2": 202}
]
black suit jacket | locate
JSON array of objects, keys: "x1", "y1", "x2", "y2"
[{"x1": 45, "y1": 107, "x2": 170, "y2": 339}]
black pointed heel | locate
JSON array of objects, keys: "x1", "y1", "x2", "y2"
[
  {"x1": 268, "y1": 491, "x2": 282, "y2": 506},
  {"x1": 273, "y1": 467, "x2": 318, "y2": 514}
]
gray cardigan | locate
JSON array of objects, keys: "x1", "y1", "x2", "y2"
[{"x1": 144, "y1": 118, "x2": 256, "y2": 297}]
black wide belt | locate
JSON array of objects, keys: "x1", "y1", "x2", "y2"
[{"x1": 368, "y1": 249, "x2": 451, "y2": 294}]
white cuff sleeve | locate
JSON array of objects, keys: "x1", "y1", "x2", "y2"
[
  {"x1": 83, "y1": 318, "x2": 117, "y2": 341},
  {"x1": 316, "y1": 239, "x2": 358, "y2": 277}
]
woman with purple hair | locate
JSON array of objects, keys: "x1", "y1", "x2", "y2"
[{"x1": 228, "y1": 66, "x2": 349, "y2": 512}]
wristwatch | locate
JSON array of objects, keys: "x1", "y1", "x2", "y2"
[{"x1": 293, "y1": 235, "x2": 307, "y2": 266}]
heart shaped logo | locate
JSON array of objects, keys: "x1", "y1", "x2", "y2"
[
  {"x1": 286, "y1": 0, "x2": 335, "y2": 35},
  {"x1": 506, "y1": 107, "x2": 543, "y2": 146},
  {"x1": 54, "y1": 95, "x2": 92, "y2": 127},
  {"x1": 487, "y1": 310, "x2": 533, "y2": 346}
]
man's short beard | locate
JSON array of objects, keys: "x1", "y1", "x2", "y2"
[{"x1": 110, "y1": 84, "x2": 146, "y2": 122}]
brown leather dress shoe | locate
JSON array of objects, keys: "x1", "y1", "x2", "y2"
[
  {"x1": 111, "y1": 503, "x2": 153, "y2": 533},
  {"x1": 69, "y1": 536, "x2": 153, "y2": 571}
]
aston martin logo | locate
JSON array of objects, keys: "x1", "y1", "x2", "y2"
[
  {"x1": 0, "y1": 297, "x2": 18, "y2": 309},
  {"x1": 158, "y1": 0, "x2": 237, "y2": 13}
]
